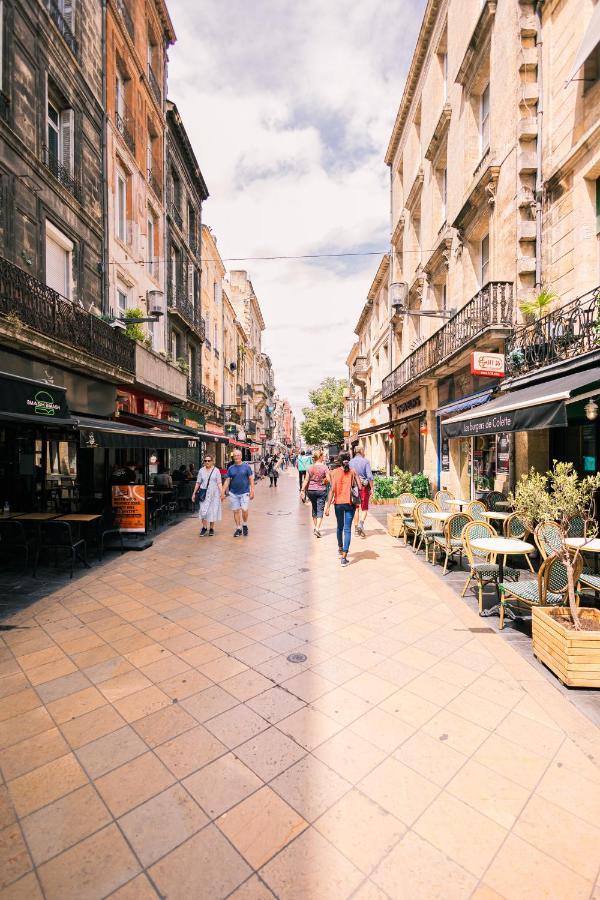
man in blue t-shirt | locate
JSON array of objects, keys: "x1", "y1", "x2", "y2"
[{"x1": 222, "y1": 449, "x2": 255, "y2": 537}]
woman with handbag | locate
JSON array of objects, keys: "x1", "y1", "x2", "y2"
[
  {"x1": 192, "y1": 454, "x2": 223, "y2": 536},
  {"x1": 325, "y1": 453, "x2": 361, "y2": 567}
]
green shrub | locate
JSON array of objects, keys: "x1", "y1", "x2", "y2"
[
  {"x1": 373, "y1": 476, "x2": 396, "y2": 499},
  {"x1": 411, "y1": 472, "x2": 431, "y2": 498},
  {"x1": 392, "y1": 467, "x2": 413, "y2": 495},
  {"x1": 123, "y1": 308, "x2": 146, "y2": 342}
]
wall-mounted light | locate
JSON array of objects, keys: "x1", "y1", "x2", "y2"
[{"x1": 584, "y1": 398, "x2": 598, "y2": 421}]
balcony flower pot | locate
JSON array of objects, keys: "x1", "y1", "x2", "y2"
[{"x1": 532, "y1": 607, "x2": 600, "y2": 687}]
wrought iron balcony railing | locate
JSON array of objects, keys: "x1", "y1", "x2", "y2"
[
  {"x1": 147, "y1": 168, "x2": 162, "y2": 199},
  {"x1": 115, "y1": 110, "x2": 135, "y2": 154},
  {"x1": 147, "y1": 64, "x2": 161, "y2": 103},
  {"x1": 0, "y1": 256, "x2": 135, "y2": 373},
  {"x1": 45, "y1": 0, "x2": 77, "y2": 54},
  {"x1": 187, "y1": 378, "x2": 215, "y2": 407},
  {"x1": 116, "y1": 0, "x2": 135, "y2": 41},
  {"x1": 245, "y1": 383, "x2": 253, "y2": 396},
  {"x1": 246, "y1": 419, "x2": 258, "y2": 434},
  {"x1": 505, "y1": 285, "x2": 600, "y2": 378},
  {"x1": 382, "y1": 281, "x2": 514, "y2": 401},
  {"x1": 170, "y1": 204, "x2": 183, "y2": 229},
  {"x1": 167, "y1": 289, "x2": 205, "y2": 339},
  {"x1": 42, "y1": 145, "x2": 80, "y2": 199}
]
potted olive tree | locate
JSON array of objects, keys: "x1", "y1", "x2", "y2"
[{"x1": 510, "y1": 462, "x2": 600, "y2": 686}]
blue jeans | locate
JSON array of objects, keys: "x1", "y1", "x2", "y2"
[{"x1": 335, "y1": 503, "x2": 354, "y2": 553}]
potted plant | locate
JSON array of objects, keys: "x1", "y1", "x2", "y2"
[
  {"x1": 510, "y1": 462, "x2": 600, "y2": 686},
  {"x1": 518, "y1": 286, "x2": 558, "y2": 321},
  {"x1": 176, "y1": 357, "x2": 189, "y2": 375},
  {"x1": 411, "y1": 472, "x2": 431, "y2": 499},
  {"x1": 123, "y1": 308, "x2": 147, "y2": 343}
]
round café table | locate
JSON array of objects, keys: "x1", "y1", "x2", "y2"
[
  {"x1": 470, "y1": 537, "x2": 535, "y2": 616},
  {"x1": 482, "y1": 511, "x2": 509, "y2": 532},
  {"x1": 565, "y1": 537, "x2": 600, "y2": 574},
  {"x1": 427, "y1": 511, "x2": 452, "y2": 524},
  {"x1": 447, "y1": 498, "x2": 470, "y2": 511}
]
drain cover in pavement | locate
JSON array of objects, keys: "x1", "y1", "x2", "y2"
[{"x1": 287, "y1": 652, "x2": 307, "y2": 663}]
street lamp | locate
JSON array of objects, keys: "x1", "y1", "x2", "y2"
[
  {"x1": 584, "y1": 398, "x2": 598, "y2": 421},
  {"x1": 390, "y1": 280, "x2": 455, "y2": 318}
]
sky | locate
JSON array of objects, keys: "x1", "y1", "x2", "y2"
[{"x1": 167, "y1": 0, "x2": 427, "y2": 420}]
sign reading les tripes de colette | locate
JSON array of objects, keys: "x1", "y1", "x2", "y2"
[{"x1": 471, "y1": 351, "x2": 505, "y2": 378}]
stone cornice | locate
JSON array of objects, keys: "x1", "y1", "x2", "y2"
[
  {"x1": 423, "y1": 225, "x2": 454, "y2": 278},
  {"x1": 455, "y1": 0, "x2": 497, "y2": 87},
  {"x1": 391, "y1": 214, "x2": 406, "y2": 247},
  {"x1": 452, "y1": 153, "x2": 501, "y2": 237},
  {"x1": 354, "y1": 300, "x2": 373, "y2": 337},
  {"x1": 367, "y1": 254, "x2": 390, "y2": 301},
  {"x1": 424, "y1": 103, "x2": 452, "y2": 163},
  {"x1": 405, "y1": 167, "x2": 425, "y2": 215}
]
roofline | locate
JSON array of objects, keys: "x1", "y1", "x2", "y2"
[
  {"x1": 367, "y1": 254, "x2": 390, "y2": 301},
  {"x1": 167, "y1": 101, "x2": 209, "y2": 201},
  {"x1": 156, "y1": 0, "x2": 176, "y2": 44},
  {"x1": 201, "y1": 223, "x2": 225, "y2": 277}
]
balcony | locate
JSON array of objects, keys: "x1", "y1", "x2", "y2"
[
  {"x1": 135, "y1": 344, "x2": 186, "y2": 401},
  {"x1": 115, "y1": 108, "x2": 135, "y2": 154},
  {"x1": 0, "y1": 256, "x2": 135, "y2": 373},
  {"x1": 351, "y1": 355, "x2": 369, "y2": 385},
  {"x1": 505, "y1": 285, "x2": 600, "y2": 378},
  {"x1": 116, "y1": 0, "x2": 135, "y2": 41},
  {"x1": 169, "y1": 204, "x2": 183, "y2": 229},
  {"x1": 224, "y1": 406, "x2": 242, "y2": 424},
  {"x1": 382, "y1": 281, "x2": 514, "y2": 401},
  {"x1": 246, "y1": 419, "x2": 258, "y2": 434},
  {"x1": 147, "y1": 64, "x2": 161, "y2": 103},
  {"x1": 45, "y1": 0, "x2": 77, "y2": 54},
  {"x1": 42, "y1": 145, "x2": 79, "y2": 199},
  {"x1": 147, "y1": 168, "x2": 162, "y2": 200},
  {"x1": 187, "y1": 378, "x2": 215, "y2": 407},
  {"x1": 167, "y1": 289, "x2": 205, "y2": 339}
]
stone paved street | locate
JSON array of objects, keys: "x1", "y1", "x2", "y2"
[{"x1": 1, "y1": 470, "x2": 600, "y2": 899}]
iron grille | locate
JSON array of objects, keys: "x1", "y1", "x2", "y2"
[
  {"x1": 42, "y1": 145, "x2": 80, "y2": 199},
  {"x1": 147, "y1": 64, "x2": 161, "y2": 103},
  {"x1": 147, "y1": 168, "x2": 162, "y2": 199},
  {"x1": 44, "y1": 0, "x2": 77, "y2": 54},
  {"x1": 115, "y1": 110, "x2": 135, "y2": 153},
  {"x1": 187, "y1": 378, "x2": 215, "y2": 406},
  {"x1": 170, "y1": 204, "x2": 183, "y2": 229}
]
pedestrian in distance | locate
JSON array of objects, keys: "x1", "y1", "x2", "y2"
[
  {"x1": 325, "y1": 452, "x2": 361, "y2": 566},
  {"x1": 266, "y1": 454, "x2": 279, "y2": 487},
  {"x1": 297, "y1": 449, "x2": 312, "y2": 491},
  {"x1": 222, "y1": 448, "x2": 254, "y2": 537},
  {"x1": 192, "y1": 454, "x2": 222, "y2": 536},
  {"x1": 349, "y1": 446, "x2": 374, "y2": 537},
  {"x1": 300, "y1": 448, "x2": 329, "y2": 538}
]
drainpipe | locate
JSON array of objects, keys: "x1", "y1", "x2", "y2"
[
  {"x1": 534, "y1": 0, "x2": 544, "y2": 290},
  {"x1": 101, "y1": 1, "x2": 109, "y2": 314}
]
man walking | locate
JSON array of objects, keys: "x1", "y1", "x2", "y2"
[
  {"x1": 222, "y1": 449, "x2": 254, "y2": 537},
  {"x1": 349, "y1": 446, "x2": 373, "y2": 536},
  {"x1": 297, "y1": 449, "x2": 312, "y2": 491}
]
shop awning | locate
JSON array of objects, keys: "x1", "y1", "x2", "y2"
[
  {"x1": 358, "y1": 420, "x2": 393, "y2": 437},
  {"x1": 118, "y1": 413, "x2": 229, "y2": 444},
  {"x1": 566, "y1": 2, "x2": 600, "y2": 84},
  {"x1": 437, "y1": 389, "x2": 494, "y2": 418},
  {"x1": 0, "y1": 371, "x2": 75, "y2": 427},
  {"x1": 442, "y1": 369, "x2": 596, "y2": 439},
  {"x1": 77, "y1": 417, "x2": 200, "y2": 449}
]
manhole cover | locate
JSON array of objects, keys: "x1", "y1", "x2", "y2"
[{"x1": 287, "y1": 652, "x2": 307, "y2": 664}]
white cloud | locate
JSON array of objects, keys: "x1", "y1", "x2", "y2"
[{"x1": 167, "y1": 0, "x2": 426, "y2": 419}]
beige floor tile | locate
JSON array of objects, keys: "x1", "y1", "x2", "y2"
[
  {"x1": 260, "y1": 826, "x2": 363, "y2": 900},
  {"x1": 7, "y1": 753, "x2": 87, "y2": 818},
  {"x1": 379, "y1": 688, "x2": 440, "y2": 728},
  {"x1": 484, "y1": 833, "x2": 592, "y2": 900},
  {"x1": 395, "y1": 730, "x2": 468, "y2": 787},
  {"x1": 404, "y1": 673, "x2": 464, "y2": 706},
  {"x1": 118, "y1": 784, "x2": 208, "y2": 867},
  {"x1": 131, "y1": 704, "x2": 197, "y2": 749},
  {"x1": 46, "y1": 687, "x2": 106, "y2": 725},
  {"x1": 446, "y1": 689, "x2": 510, "y2": 731},
  {"x1": 428, "y1": 659, "x2": 479, "y2": 688},
  {"x1": 112, "y1": 686, "x2": 171, "y2": 723},
  {"x1": 139, "y1": 655, "x2": 190, "y2": 684},
  {"x1": 154, "y1": 724, "x2": 226, "y2": 778},
  {"x1": 184, "y1": 753, "x2": 262, "y2": 818},
  {"x1": 446, "y1": 759, "x2": 529, "y2": 828},
  {"x1": 217, "y1": 785, "x2": 307, "y2": 869},
  {"x1": 313, "y1": 729, "x2": 386, "y2": 784},
  {"x1": 344, "y1": 672, "x2": 398, "y2": 704},
  {"x1": 83, "y1": 656, "x2": 134, "y2": 686},
  {"x1": 220, "y1": 669, "x2": 274, "y2": 702},
  {"x1": 0, "y1": 785, "x2": 16, "y2": 830},
  {"x1": 371, "y1": 830, "x2": 477, "y2": 899},
  {"x1": 495, "y1": 710, "x2": 565, "y2": 760},
  {"x1": 0, "y1": 728, "x2": 69, "y2": 781},
  {"x1": 0, "y1": 689, "x2": 42, "y2": 724},
  {"x1": 393, "y1": 646, "x2": 440, "y2": 672},
  {"x1": 235, "y1": 726, "x2": 306, "y2": 781},
  {"x1": 473, "y1": 733, "x2": 550, "y2": 791},
  {"x1": 20, "y1": 784, "x2": 111, "y2": 865},
  {"x1": 232, "y1": 643, "x2": 279, "y2": 667},
  {"x1": 276, "y1": 706, "x2": 343, "y2": 752},
  {"x1": 98, "y1": 670, "x2": 153, "y2": 703},
  {"x1": 311, "y1": 686, "x2": 373, "y2": 726},
  {"x1": 349, "y1": 707, "x2": 415, "y2": 753},
  {"x1": 204, "y1": 704, "x2": 268, "y2": 749},
  {"x1": 280, "y1": 670, "x2": 336, "y2": 703},
  {"x1": 26, "y1": 657, "x2": 77, "y2": 687},
  {"x1": 359, "y1": 757, "x2": 440, "y2": 826},
  {"x1": 310, "y1": 657, "x2": 363, "y2": 685},
  {"x1": 315, "y1": 789, "x2": 405, "y2": 875},
  {"x1": 0, "y1": 708, "x2": 54, "y2": 752},
  {"x1": 108, "y1": 873, "x2": 159, "y2": 898},
  {"x1": 270, "y1": 754, "x2": 351, "y2": 822},
  {"x1": 246, "y1": 686, "x2": 306, "y2": 724},
  {"x1": 76, "y1": 725, "x2": 147, "y2": 779},
  {"x1": 59, "y1": 704, "x2": 126, "y2": 750},
  {"x1": 414, "y1": 791, "x2": 507, "y2": 878},
  {"x1": 178, "y1": 644, "x2": 225, "y2": 667},
  {"x1": 156, "y1": 669, "x2": 213, "y2": 701},
  {"x1": 0, "y1": 824, "x2": 32, "y2": 891},
  {"x1": 0, "y1": 871, "x2": 44, "y2": 899},
  {"x1": 180, "y1": 684, "x2": 238, "y2": 722},
  {"x1": 124, "y1": 644, "x2": 168, "y2": 668},
  {"x1": 36, "y1": 672, "x2": 93, "y2": 704},
  {"x1": 15, "y1": 645, "x2": 63, "y2": 670},
  {"x1": 148, "y1": 824, "x2": 251, "y2": 900},
  {"x1": 94, "y1": 751, "x2": 175, "y2": 818},
  {"x1": 37, "y1": 824, "x2": 141, "y2": 900},
  {"x1": 422, "y1": 709, "x2": 489, "y2": 757},
  {"x1": 514, "y1": 792, "x2": 600, "y2": 878},
  {"x1": 70, "y1": 643, "x2": 120, "y2": 670},
  {"x1": 198, "y1": 656, "x2": 248, "y2": 683},
  {"x1": 228, "y1": 874, "x2": 275, "y2": 899}
]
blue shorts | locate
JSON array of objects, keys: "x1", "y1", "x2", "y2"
[{"x1": 229, "y1": 492, "x2": 249, "y2": 511}]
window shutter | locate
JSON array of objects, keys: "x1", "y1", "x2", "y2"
[
  {"x1": 46, "y1": 235, "x2": 68, "y2": 298},
  {"x1": 60, "y1": 108, "x2": 74, "y2": 175},
  {"x1": 188, "y1": 262, "x2": 193, "y2": 301}
]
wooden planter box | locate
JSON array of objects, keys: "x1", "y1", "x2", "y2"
[
  {"x1": 532, "y1": 607, "x2": 600, "y2": 688},
  {"x1": 372, "y1": 498, "x2": 401, "y2": 506},
  {"x1": 386, "y1": 513, "x2": 404, "y2": 538}
]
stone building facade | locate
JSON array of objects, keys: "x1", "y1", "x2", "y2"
[
  {"x1": 227, "y1": 269, "x2": 266, "y2": 446},
  {"x1": 200, "y1": 223, "x2": 225, "y2": 436}
]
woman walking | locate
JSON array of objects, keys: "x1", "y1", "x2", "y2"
[
  {"x1": 192, "y1": 454, "x2": 222, "y2": 536},
  {"x1": 325, "y1": 453, "x2": 360, "y2": 566},
  {"x1": 300, "y1": 449, "x2": 329, "y2": 537},
  {"x1": 266, "y1": 454, "x2": 279, "y2": 487}
]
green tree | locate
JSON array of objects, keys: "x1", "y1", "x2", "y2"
[{"x1": 300, "y1": 377, "x2": 346, "y2": 446}]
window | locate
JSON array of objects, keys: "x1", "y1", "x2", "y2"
[
  {"x1": 116, "y1": 168, "x2": 127, "y2": 242},
  {"x1": 116, "y1": 284, "x2": 128, "y2": 315},
  {"x1": 147, "y1": 215, "x2": 156, "y2": 277},
  {"x1": 480, "y1": 233, "x2": 490, "y2": 286},
  {"x1": 441, "y1": 52, "x2": 448, "y2": 102},
  {"x1": 115, "y1": 71, "x2": 125, "y2": 121},
  {"x1": 170, "y1": 245, "x2": 178, "y2": 297},
  {"x1": 584, "y1": 44, "x2": 600, "y2": 91},
  {"x1": 45, "y1": 221, "x2": 73, "y2": 299},
  {"x1": 214, "y1": 321, "x2": 218, "y2": 350},
  {"x1": 46, "y1": 95, "x2": 74, "y2": 177},
  {"x1": 596, "y1": 178, "x2": 600, "y2": 234},
  {"x1": 188, "y1": 204, "x2": 196, "y2": 248},
  {"x1": 440, "y1": 167, "x2": 447, "y2": 221},
  {"x1": 480, "y1": 83, "x2": 490, "y2": 155}
]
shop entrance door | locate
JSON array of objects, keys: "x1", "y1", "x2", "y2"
[{"x1": 458, "y1": 438, "x2": 471, "y2": 498}]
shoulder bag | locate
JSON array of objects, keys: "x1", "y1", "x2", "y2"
[{"x1": 198, "y1": 467, "x2": 215, "y2": 503}]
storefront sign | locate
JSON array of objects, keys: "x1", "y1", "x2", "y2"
[
  {"x1": 443, "y1": 401, "x2": 567, "y2": 438},
  {"x1": 169, "y1": 406, "x2": 206, "y2": 431},
  {"x1": 419, "y1": 415, "x2": 428, "y2": 435},
  {"x1": 397, "y1": 397, "x2": 421, "y2": 415},
  {"x1": 471, "y1": 352, "x2": 505, "y2": 378},
  {"x1": 112, "y1": 485, "x2": 146, "y2": 533},
  {"x1": 441, "y1": 436, "x2": 450, "y2": 471},
  {"x1": 224, "y1": 424, "x2": 237, "y2": 436},
  {"x1": 496, "y1": 433, "x2": 510, "y2": 474},
  {"x1": 0, "y1": 372, "x2": 70, "y2": 421}
]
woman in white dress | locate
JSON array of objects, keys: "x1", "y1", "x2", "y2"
[{"x1": 191, "y1": 454, "x2": 223, "y2": 536}]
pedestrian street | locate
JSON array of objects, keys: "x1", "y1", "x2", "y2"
[{"x1": 1, "y1": 469, "x2": 599, "y2": 899}]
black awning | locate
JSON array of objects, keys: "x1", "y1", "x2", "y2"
[
  {"x1": 77, "y1": 417, "x2": 200, "y2": 449},
  {"x1": 117, "y1": 412, "x2": 227, "y2": 443},
  {"x1": 358, "y1": 420, "x2": 393, "y2": 437},
  {"x1": 442, "y1": 368, "x2": 597, "y2": 439},
  {"x1": 0, "y1": 370, "x2": 73, "y2": 426}
]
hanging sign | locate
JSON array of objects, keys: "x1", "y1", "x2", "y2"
[
  {"x1": 471, "y1": 351, "x2": 505, "y2": 378},
  {"x1": 112, "y1": 485, "x2": 146, "y2": 533}
]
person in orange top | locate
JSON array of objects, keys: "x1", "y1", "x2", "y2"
[{"x1": 325, "y1": 453, "x2": 360, "y2": 567}]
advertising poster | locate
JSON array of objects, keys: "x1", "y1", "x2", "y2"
[
  {"x1": 112, "y1": 485, "x2": 146, "y2": 533},
  {"x1": 441, "y1": 436, "x2": 450, "y2": 471},
  {"x1": 496, "y1": 433, "x2": 510, "y2": 474}
]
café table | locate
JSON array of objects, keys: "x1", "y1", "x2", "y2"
[
  {"x1": 399, "y1": 502, "x2": 415, "y2": 513},
  {"x1": 482, "y1": 511, "x2": 509, "y2": 532},
  {"x1": 1, "y1": 512, "x2": 27, "y2": 519},
  {"x1": 55, "y1": 514, "x2": 102, "y2": 523},
  {"x1": 427, "y1": 511, "x2": 452, "y2": 523},
  {"x1": 14, "y1": 513, "x2": 60, "y2": 521},
  {"x1": 496, "y1": 500, "x2": 512, "y2": 509},
  {"x1": 447, "y1": 498, "x2": 470, "y2": 511},
  {"x1": 470, "y1": 537, "x2": 535, "y2": 614},
  {"x1": 565, "y1": 537, "x2": 600, "y2": 574}
]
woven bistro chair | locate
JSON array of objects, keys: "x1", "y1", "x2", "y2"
[
  {"x1": 503, "y1": 513, "x2": 535, "y2": 573},
  {"x1": 434, "y1": 490, "x2": 454, "y2": 512},
  {"x1": 499, "y1": 554, "x2": 583, "y2": 630},
  {"x1": 534, "y1": 521, "x2": 563, "y2": 560},
  {"x1": 413, "y1": 499, "x2": 440, "y2": 561},
  {"x1": 433, "y1": 512, "x2": 472, "y2": 574},
  {"x1": 396, "y1": 492, "x2": 418, "y2": 545},
  {"x1": 566, "y1": 514, "x2": 589, "y2": 538},
  {"x1": 466, "y1": 499, "x2": 487, "y2": 521},
  {"x1": 579, "y1": 571, "x2": 600, "y2": 598},
  {"x1": 462, "y1": 520, "x2": 520, "y2": 612},
  {"x1": 485, "y1": 491, "x2": 507, "y2": 512}
]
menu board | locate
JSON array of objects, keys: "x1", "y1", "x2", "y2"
[
  {"x1": 112, "y1": 485, "x2": 146, "y2": 533},
  {"x1": 496, "y1": 433, "x2": 510, "y2": 475}
]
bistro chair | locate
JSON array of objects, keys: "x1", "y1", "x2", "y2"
[
  {"x1": 0, "y1": 520, "x2": 38, "y2": 576},
  {"x1": 499, "y1": 554, "x2": 583, "y2": 629},
  {"x1": 40, "y1": 521, "x2": 89, "y2": 579},
  {"x1": 466, "y1": 499, "x2": 487, "y2": 521},
  {"x1": 413, "y1": 500, "x2": 440, "y2": 561},
  {"x1": 396, "y1": 492, "x2": 418, "y2": 545},
  {"x1": 534, "y1": 521, "x2": 563, "y2": 560},
  {"x1": 503, "y1": 513, "x2": 535, "y2": 573},
  {"x1": 97, "y1": 510, "x2": 125, "y2": 561},
  {"x1": 433, "y1": 512, "x2": 472, "y2": 574},
  {"x1": 462, "y1": 520, "x2": 520, "y2": 612},
  {"x1": 434, "y1": 490, "x2": 454, "y2": 511},
  {"x1": 485, "y1": 491, "x2": 507, "y2": 512},
  {"x1": 566, "y1": 515, "x2": 590, "y2": 538},
  {"x1": 578, "y1": 571, "x2": 600, "y2": 598}
]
